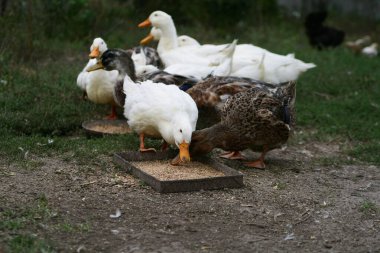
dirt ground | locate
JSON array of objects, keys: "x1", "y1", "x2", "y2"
[{"x1": 0, "y1": 141, "x2": 379, "y2": 253}]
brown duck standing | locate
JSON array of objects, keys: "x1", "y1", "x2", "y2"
[{"x1": 190, "y1": 81, "x2": 296, "y2": 169}]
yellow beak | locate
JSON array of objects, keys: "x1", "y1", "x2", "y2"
[
  {"x1": 140, "y1": 33, "x2": 154, "y2": 45},
  {"x1": 89, "y1": 46, "x2": 100, "y2": 59},
  {"x1": 179, "y1": 141, "x2": 190, "y2": 162},
  {"x1": 138, "y1": 19, "x2": 152, "y2": 28},
  {"x1": 86, "y1": 61, "x2": 104, "y2": 72}
]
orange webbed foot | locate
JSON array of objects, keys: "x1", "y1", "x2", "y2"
[
  {"x1": 244, "y1": 159, "x2": 266, "y2": 169},
  {"x1": 105, "y1": 105, "x2": 118, "y2": 120},
  {"x1": 219, "y1": 151, "x2": 245, "y2": 160},
  {"x1": 161, "y1": 141, "x2": 169, "y2": 151},
  {"x1": 105, "y1": 114, "x2": 118, "y2": 120},
  {"x1": 139, "y1": 148, "x2": 157, "y2": 153}
]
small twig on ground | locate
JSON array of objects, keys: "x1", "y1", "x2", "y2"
[{"x1": 80, "y1": 180, "x2": 97, "y2": 187}]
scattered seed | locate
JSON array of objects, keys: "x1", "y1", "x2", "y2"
[
  {"x1": 131, "y1": 160, "x2": 225, "y2": 180},
  {"x1": 88, "y1": 124, "x2": 131, "y2": 134}
]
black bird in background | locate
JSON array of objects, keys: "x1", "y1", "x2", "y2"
[{"x1": 304, "y1": 10, "x2": 345, "y2": 50}]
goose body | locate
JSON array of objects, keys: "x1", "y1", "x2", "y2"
[
  {"x1": 123, "y1": 78, "x2": 198, "y2": 143},
  {"x1": 164, "y1": 40, "x2": 237, "y2": 79},
  {"x1": 89, "y1": 49, "x2": 198, "y2": 165},
  {"x1": 190, "y1": 81, "x2": 296, "y2": 168},
  {"x1": 139, "y1": 12, "x2": 315, "y2": 83},
  {"x1": 362, "y1": 43, "x2": 378, "y2": 57},
  {"x1": 77, "y1": 38, "x2": 120, "y2": 119},
  {"x1": 229, "y1": 50, "x2": 315, "y2": 83}
]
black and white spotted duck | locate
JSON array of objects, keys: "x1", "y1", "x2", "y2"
[
  {"x1": 87, "y1": 49, "x2": 136, "y2": 109},
  {"x1": 136, "y1": 64, "x2": 200, "y2": 90},
  {"x1": 189, "y1": 81, "x2": 296, "y2": 169}
]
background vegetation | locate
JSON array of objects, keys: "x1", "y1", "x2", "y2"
[{"x1": 1, "y1": 0, "x2": 380, "y2": 164}]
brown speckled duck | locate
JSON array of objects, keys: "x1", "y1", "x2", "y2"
[
  {"x1": 186, "y1": 76, "x2": 281, "y2": 110},
  {"x1": 190, "y1": 81, "x2": 296, "y2": 169}
]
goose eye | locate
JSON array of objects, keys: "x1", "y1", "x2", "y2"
[{"x1": 179, "y1": 129, "x2": 183, "y2": 133}]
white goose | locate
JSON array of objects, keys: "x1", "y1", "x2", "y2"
[
  {"x1": 164, "y1": 39, "x2": 237, "y2": 79},
  {"x1": 362, "y1": 43, "x2": 378, "y2": 57},
  {"x1": 76, "y1": 38, "x2": 120, "y2": 119},
  {"x1": 138, "y1": 11, "x2": 228, "y2": 67},
  {"x1": 88, "y1": 49, "x2": 198, "y2": 165},
  {"x1": 175, "y1": 34, "x2": 316, "y2": 83},
  {"x1": 139, "y1": 11, "x2": 315, "y2": 83}
]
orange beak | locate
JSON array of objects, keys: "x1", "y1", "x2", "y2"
[
  {"x1": 89, "y1": 46, "x2": 100, "y2": 59},
  {"x1": 140, "y1": 34, "x2": 154, "y2": 45},
  {"x1": 138, "y1": 19, "x2": 152, "y2": 28},
  {"x1": 179, "y1": 141, "x2": 190, "y2": 162}
]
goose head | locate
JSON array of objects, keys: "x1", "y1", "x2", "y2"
[
  {"x1": 89, "y1": 37, "x2": 108, "y2": 59},
  {"x1": 172, "y1": 118, "x2": 194, "y2": 163},
  {"x1": 177, "y1": 35, "x2": 200, "y2": 47},
  {"x1": 140, "y1": 27, "x2": 162, "y2": 45},
  {"x1": 138, "y1": 10, "x2": 172, "y2": 29},
  {"x1": 87, "y1": 49, "x2": 136, "y2": 81}
]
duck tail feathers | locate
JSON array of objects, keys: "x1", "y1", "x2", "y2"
[{"x1": 300, "y1": 62, "x2": 316, "y2": 71}]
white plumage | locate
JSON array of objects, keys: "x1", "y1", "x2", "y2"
[
  {"x1": 76, "y1": 38, "x2": 119, "y2": 119},
  {"x1": 123, "y1": 77, "x2": 198, "y2": 148},
  {"x1": 139, "y1": 11, "x2": 316, "y2": 83}
]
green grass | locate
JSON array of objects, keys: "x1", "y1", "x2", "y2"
[
  {"x1": 57, "y1": 222, "x2": 91, "y2": 233},
  {"x1": 1, "y1": 18, "x2": 380, "y2": 167},
  {"x1": 0, "y1": 195, "x2": 56, "y2": 252},
  {"x1": 8, "y1": 235, "x2": 54, "y2": 253},
  {"x1": 359, "y1": 200, "x2": 379, "y2": 215}
]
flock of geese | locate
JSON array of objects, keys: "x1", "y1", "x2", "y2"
[{"x1": 76, "y1": 10, "x2": 315, "y2": 168}]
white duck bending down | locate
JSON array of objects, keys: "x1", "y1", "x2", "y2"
[
  {"x1": 88, "y1": 49, "x2": 198, "y2": 165},
  {"x1": 138, "y1": 11, "x2": 229, "y2": 68},
  {"x1": 77, "y1": 38, "x2": 123, "y2": 119}
]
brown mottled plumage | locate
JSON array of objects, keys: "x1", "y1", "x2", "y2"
[
  {"x1": 186, "y1": 76, "x2": 280, "y2": 110},
  {"x1": 190, "y1": 81, "x2": 296, "y2": 168}
]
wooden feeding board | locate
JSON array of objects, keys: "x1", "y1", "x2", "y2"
[
  {"x1": 82, "y1": 119, "x2": 132, "y2": 136},
  {"x1": 114, "y1": 151, "x2": 244, "y2": 193}
]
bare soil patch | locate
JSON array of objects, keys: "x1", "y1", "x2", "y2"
[{"x1": 0, "y1": 141, "x2": 379, "y2": 252}]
